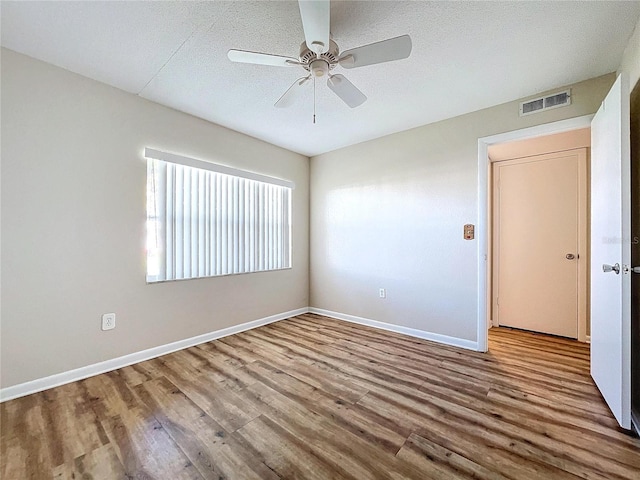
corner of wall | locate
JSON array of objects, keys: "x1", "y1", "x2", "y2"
[{"x1": 618, "y1": 14, "x2": 640, "y2": 91}]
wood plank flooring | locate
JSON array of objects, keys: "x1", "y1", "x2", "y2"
[{"x1": 1, "y1": 313, "x2": 639, "y2": 479}]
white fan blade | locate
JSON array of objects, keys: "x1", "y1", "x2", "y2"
[
  {"x1": 339, "y1": 35, "x2": 412, "y2": 69},
  {"x1": 298, "y1": 0, "x2": 330, "y2": 54},
  {"x1": 275, "y1": 76, "x2": 311, "y2": 108},
  {"x1": 327, "y1": 75, "x2": 367, "y2": 108},
  {"x1": 228, "y1": 49, "x2": 298, "y2": 67}
]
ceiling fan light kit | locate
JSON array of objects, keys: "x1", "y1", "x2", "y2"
[
  {"x1": 227, "y1": 0, "x2": 412, "y2": 121},
  {"x1": 310, "y1": 58, "x2": 329, "y2": 78}
]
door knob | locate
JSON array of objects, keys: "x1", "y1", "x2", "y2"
[
  {"x1": 565, "y1": 253, "x2": 576, "y2": 260},
  {"x1": 632, "y1": 266, "x2": 640, "y2": 274},
  {"x1": 603, "y1": 263, "x2": 620, "y2": 274}
]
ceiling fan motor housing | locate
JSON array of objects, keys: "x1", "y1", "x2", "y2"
[{"x1": 299, "y1": 39, "x2": 339, "y2": 73}]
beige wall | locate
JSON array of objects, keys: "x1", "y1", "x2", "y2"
[
  {"x1": 310, "y1": 74, "x2": 614, "y2": 342},
  {"x1": 0, "y1": 49, "x2": 309, "y2": 388}
]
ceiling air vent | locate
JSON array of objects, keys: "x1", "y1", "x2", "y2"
[{"x1": 519, "y1": 89, "x2": 571, "y2": 117}]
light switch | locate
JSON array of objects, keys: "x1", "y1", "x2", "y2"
[{"x1": 464, "y1": 224, "x2": 474, "y2": 240}]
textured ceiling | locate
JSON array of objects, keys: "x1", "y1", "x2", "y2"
[{"x1": 2, "y1": 1, "x2": 640, "y2": 156}]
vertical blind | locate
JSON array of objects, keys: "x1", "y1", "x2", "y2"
[{"x1": 146, "y1": 152, "x2": 292, "y2": 283}]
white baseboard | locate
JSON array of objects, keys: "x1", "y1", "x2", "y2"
[
  {"x1": 308, "y1": 307, "x2": 478, "y2": 351},
  {"x1": 1, "y1": 306, "x2": 480, "y2": 402},
  {"x1": 0, "y1": 307, "x2": 309, "y2": 403}
]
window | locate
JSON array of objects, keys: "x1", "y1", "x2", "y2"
[{"x1": 145, "y1": 148, "x2": 293, "y2": 283}]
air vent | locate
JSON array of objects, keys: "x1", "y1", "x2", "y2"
[{"x1": 519, "y1": 89, "x2": 571, "y2": 116}]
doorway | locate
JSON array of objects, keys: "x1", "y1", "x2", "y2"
[
  {"x1": 478, "y1": 77, "x2": 632, "y2": 431},
  {"x1": 490, "y1": 142, "x2": 589, "y2": 340},
  {"x1": 476, "y1": 115, "x2": 594, "y2": 352}
]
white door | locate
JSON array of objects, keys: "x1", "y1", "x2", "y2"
[
  {"x1": 493, "y1": 150, "x2": 587, "y2": 338},
  {"x1": 591, "y1": 74, "x2": 631, "y2": 429}
]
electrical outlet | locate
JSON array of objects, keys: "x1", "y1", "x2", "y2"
[
  {"x1": 379, "y1": 288, "x2": 386, "y2": 298},
  {"x1": 102, "y1": 313, "x2": 116, "y2": 331}
]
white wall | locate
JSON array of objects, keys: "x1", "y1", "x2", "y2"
[
  {"x1": 310, "y1": 74, "x2": 614, "y2": 342},
  {"x1": 0, "y1": 49, "x2": 309, "y2": 388},
  {"x1": 619, "y1": 14, "x2": 640, "y2": 91}
]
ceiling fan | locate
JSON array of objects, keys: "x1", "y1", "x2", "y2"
[{"x1": 227, "y1": 0, "x2": 412, "y2": 118}]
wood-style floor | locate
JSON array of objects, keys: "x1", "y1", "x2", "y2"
[{"x1": 1, "y1": 314, "x2": 639, "y2": 479}]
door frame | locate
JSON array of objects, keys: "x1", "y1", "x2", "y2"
[{"x1": 476, "y1": 114, "x2": 594, "y2": 352}]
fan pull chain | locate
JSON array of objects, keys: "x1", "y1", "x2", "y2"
[{"x1": 313, "y1": 75, "x2": 316, "y2": 124}]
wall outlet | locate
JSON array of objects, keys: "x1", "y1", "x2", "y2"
[
  {"x1": 101, "y1": 313, "x2": 116, "y2": 331},
  {"x1": 379, "y1": 288, "x2": 386, "y2": 298}
]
